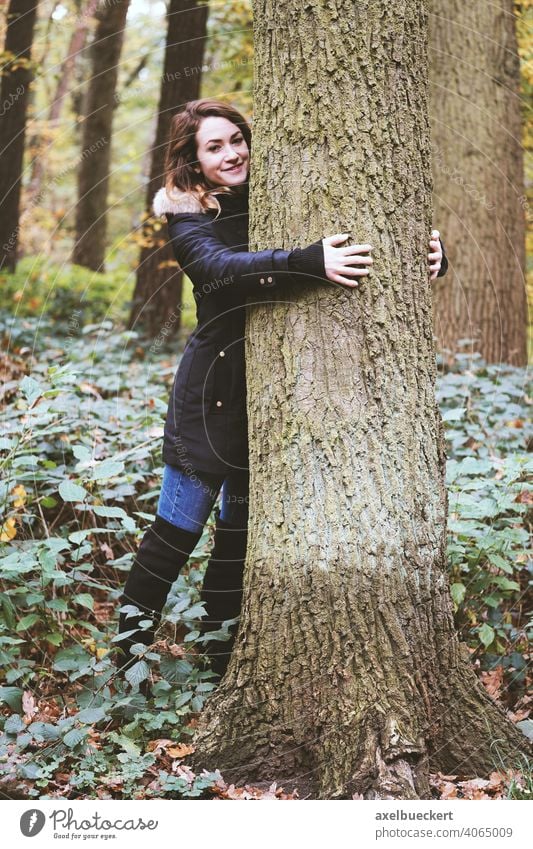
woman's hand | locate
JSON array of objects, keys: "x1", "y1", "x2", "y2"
[
  {"x1": 428, "y1": 230, "x2": 444, "y2": 280},
  {"x1": 322, "y1": 233, "x2": 373, "y2": 288}
]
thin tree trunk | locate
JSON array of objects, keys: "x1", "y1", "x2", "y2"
[
  {"x1": 128, "y1": 0, "x2": 208, "y2": 338},
  {"x1": 28, "y1": 0, "x2": 99, "y2": 204},
  {"x1": 0, "y1": 0, "x2": 39, "y2": 272},
  {"x1": 430, "y1": 0, "x2": 527, "y2": 366},
  {"x1": 191, "y1": 0, "x2": 529, "y2": 799},
  {"x1": 72, "y1": 0, "x2": 130, "y2": 271}
]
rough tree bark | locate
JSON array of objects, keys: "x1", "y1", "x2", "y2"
[
  {"x1": 128, "y1": 0, "x2": 208, "y2": 337},
  {"x1": 429, "y1": 0, "x2": 527, "y2": 365},
  {"x1": 72, "y1": 0, "x2": 130, "y2": 271},
  {"x1": 190, "y1": 0, "x2": 529, "y2": 799},
  {"x1": 0, "y1": 0, "x2": 39, "y2": 272}
]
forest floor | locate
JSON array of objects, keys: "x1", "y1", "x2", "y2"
[{"x1": 0, "y1": 314, "x2": 531, "y2": 800}]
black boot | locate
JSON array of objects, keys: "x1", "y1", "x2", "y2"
[
  {"x1": 199, "y1": 515, "x2": 247, "y2": 679},
  {"x1": 114, "y1": 514, "x2": 202, "y2": 673}
]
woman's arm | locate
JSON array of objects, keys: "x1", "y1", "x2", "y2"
[
  {"x1": 167, "y1": 215, "x2": 373, "y2": 295},
  {"x1": 167, "y1": 213, "x2": 328, "y2": 294}
]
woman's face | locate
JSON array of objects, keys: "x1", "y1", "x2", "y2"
[{"x1": 195, "y1": 116, "x2": 249, "y2": 188}]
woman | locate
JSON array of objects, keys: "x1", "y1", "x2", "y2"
[{"x1": 115, "y1": 98, "x2": 448, "y2": 679}]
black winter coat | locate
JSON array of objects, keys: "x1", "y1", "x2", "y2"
[
  {"x1": 153, "y1": 182, "x2": 327, "y2": 474},
  {"x1": 153, "y1": 183, "x2": 448, "y2": 476}
]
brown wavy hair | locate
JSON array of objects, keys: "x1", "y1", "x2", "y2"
[{"x1": 163, "y1": 98, "x2": 252, "y2": 215}]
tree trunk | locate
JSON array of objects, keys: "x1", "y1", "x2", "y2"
[
  {"x1": 191, "y1": 0, "x2": 529, "y2": 799},
  {"x1": 0, "y1": 0, "x2": 38, "y2": 273},
  {"x1": 28, "y1": 0, "x2": 99, "y2": 205},
  {"x1": 72, "y1": 0, "x2": 130, "y2": 271},
  {"x1": 429, "y1": 0, "x2": 527, "y2": 365},
  {"x1": 128, "y1": 0, "x2": 209, "y2": 338}
]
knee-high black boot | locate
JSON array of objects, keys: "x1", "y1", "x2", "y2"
[
  {"x1": 199, "y1": 515, "x2": 247, "y2": 679},
  {"x1": 115, "y1": 514, "x2": 202, "y2": 671}
]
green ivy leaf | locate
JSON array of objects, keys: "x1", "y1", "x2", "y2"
[{"x1": 478, "y1": 623, "x2": 495, "y2": 648}]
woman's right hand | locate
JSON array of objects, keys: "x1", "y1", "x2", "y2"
[{"x1": 322, "y1": 233, "x2": 373, "y2": 288}]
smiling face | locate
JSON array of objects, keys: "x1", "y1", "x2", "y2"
[{"x1": 194, "y1": 115, "x2": 250, "y2": 188}]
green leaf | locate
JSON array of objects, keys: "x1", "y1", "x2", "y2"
[
  {"x1": 41, "y1": 496, "x2": 57, "y2": 508},
  {"x1": 125, "y1": 660, "x2": 149, "y2": 687},
  {"x1": 77, "y1": 707, "x2": 107, "y2": 724},
  {"x1": 59, "y1": 479, "x2": 88, "y2": 502},
  {"x1": 19, "y1": 375, "x2": 42, "y2": 405},
  {"x1": 486, "y1": 552, "x2": 514, "y2": 574},
  {"x1": 492, "y1": 576, "x2": 520, "y2": 592},
  {"x1": 68, "y1": 528, "x2": 108, "y2": 544},
  {"x1": 45, "y1": 598, "x2": 69, "y2": 612},
  {"x1": 516, "y1": 720, "x2": 533, "y2": 742},
  {"x1": 93, "y1": 506, "x2": 128, "y2": 519},
  {"x1": 28, "y1": 721, "x2": 60, "y2": 741},
  {"x1": 63, "y1": 727, "x2": 89, "y2": 748},
  {"x1": 174, "y1": 691, "x2": 193, "y2": 708},
  {"x1": 43, "y1": 537, "x2": 71, "y2": 554},
  {"x1": 108, "y1": 731, "x2": 141, "y2": 756},
  {"x1": 442, "y1": 407, "x2": 466, "y2": 422},
  {"x1": 4, "y1": 714, "x2": 25, "y2": 734},
  {"x1": 458, "y1": 457, "x2": 493, "y2": 475},
  {"x1": 0, "y1": 687, "x2": 24, "y2": 711},
  {"x1": 91, "y1": 460, "x2": 124, "y2": 481},
  {"x1": 181, "y1": 603, "x2": 207, "y2": 621},
  {"x1": 478, "y1": 623, "x2": 495, "y2": 648},
  {"x1": 52, "y1": 647, "x2": 92, "y2": 671},
  {"x1": 46, "y1": 632, "x2": 63, "y2": 646},
  {"x1": 72, "y1": 593, "x2": 94, "y2": 610},
  {"x1": 20, "y1": 762, "x2": 42, "y2": 779},
  {"x1": 450, "y1": 583, "x2": 466, "y2": 607},
  {"x1": 72, "y1": 445, "x2": 92, "y2": 463},
  {"x1": 16, "y1": 614, "x2": 40, "y2": 631}
]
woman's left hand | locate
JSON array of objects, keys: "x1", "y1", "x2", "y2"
[{"x1": 428, "y1": 230, "x2": 443, "y2": 280}]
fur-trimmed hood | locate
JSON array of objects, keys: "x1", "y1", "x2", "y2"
[
  {"x1": 152, "y1": 186, "x2": 205, "y2": 216},
  {"x1": 152, "y1": 184, "x2": 249, "y2": 218}
]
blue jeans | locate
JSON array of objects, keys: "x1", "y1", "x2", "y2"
[{"x1": 156, "y1": 463, "x2": 249, "y2": 533}]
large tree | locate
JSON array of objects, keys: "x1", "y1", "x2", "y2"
[
  {"x1": 429, "y1": 0, "x2": 527, "y2": 365},
  {"x1": 191, "y1": 0, "x2": 528, "y2": 799},
  {"x1": 128, "y1": 0, "x2": 209, "y2": 337},
  {"x1": 0, "y1": 0, "x2": 39, "y2": 272},
  {"x1": 72, "y1": 0, "x2": 130, "y2": 271},
  {"x1": 28, "y1": 0, "x2": 100, "y2": 205}
]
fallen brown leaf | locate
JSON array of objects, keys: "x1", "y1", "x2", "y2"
[
  {"x1": 168, "y1": 744, "x2": 195, "y2": 759},
  {"x1": 481, "y1": 666, "x2": 504, "y2": 700}
]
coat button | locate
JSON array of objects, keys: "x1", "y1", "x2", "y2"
[
  {"x1": 259, "y1": 277, "x2": 265, "y2": 284},
  {"x1": 219, "y1": 350, "x2": 225, "y2": 357},
  {"x1": 216, "y1": 400, "x2": 223, "y2": 407},
  {"x1": 267, "y1": 276, "x2": 273, "y2": 283}
]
